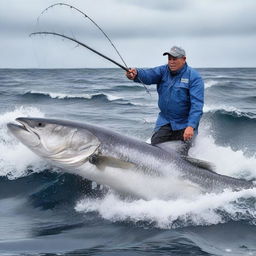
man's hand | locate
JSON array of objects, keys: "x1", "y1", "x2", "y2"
[
  {"x1": 183, "y1": 126, "x2": 194, "y2": 141},
  {"x1": 126, "y1": 68, "x2": 137, "y2": 80}
]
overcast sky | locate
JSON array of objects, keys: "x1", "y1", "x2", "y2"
[{"x1": 1, "y1": 0, "x2": 256, "y2": 68}]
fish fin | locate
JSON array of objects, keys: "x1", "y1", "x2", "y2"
[
  {"x1": 182, "y1": 156, "x2": 216, "y2": 172},
  {"x1": 89, "y1": 154, "x2": 135, "y2": 170},
  {"x1": 156, "y1": 141, "x2": 216, "y2": 172}
]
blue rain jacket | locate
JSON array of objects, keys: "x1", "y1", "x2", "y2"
[{"x1": 135, "y1": 63, "x2": 204, "y2": 131}]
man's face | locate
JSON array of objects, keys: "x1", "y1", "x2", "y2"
[{"x1": 168, "y1": 55, "x2": 186, "y2": 72}]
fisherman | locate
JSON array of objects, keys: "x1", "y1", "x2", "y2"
[{"x1": 126, "y1": 46, "x2": 204, "y2": 152}]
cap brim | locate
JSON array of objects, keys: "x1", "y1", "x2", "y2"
[
  {"x1": 163, "y1": 52, "x2": 185, "y2": 58},
  {"x1": 163, "y1": 51, "x2": 180, "y2": 57}
]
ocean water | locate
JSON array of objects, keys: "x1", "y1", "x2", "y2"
[{"x1": 0, "y1": 67, "x2": 256, "y2": 256}]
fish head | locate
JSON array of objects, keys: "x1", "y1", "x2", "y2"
[{"x1": 7, "y1": 117, "x2": 100, "y2": 167}]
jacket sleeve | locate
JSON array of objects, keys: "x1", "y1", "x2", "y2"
[
  {"x1": 187, "y1": 76, "x2": 204, "y2": 129},
  {"x1": 134, "y1": 66, "x2": 164, "y2": 85}
]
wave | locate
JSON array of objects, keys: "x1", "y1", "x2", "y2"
[
  {"x1": 204, "y1": 105, "x2": 256, "y2": 119},
  {"x1": 75, "y1": 188, "x2": 256, "y2": 229},
  {"x1": 0, "y1": 106, "x2": 45, "y2": 179},
  {"x1": 23, "y1": 91, "x2": 92, "y2": 100},
  {"x1": 29, "y1": 171, "x2": 104, "y2": 210},
  {"x1": 88, "y1": 93, "x2": 143, "y2": 106},
  {"x1": 22, "y1": 91, "x2": 144, "y2": 106},
  {"x1": 205, "y1": 79, "x2": 219, "y2": 89},
  {"x1": 113, "y1": 85, "x2": 147, "y2": 92},
  {"x1": 2, "y1": 107, "x2": 256, "y2": 229},
  {"x1": 244, "y1": 96, "x2": 256, "y2": 103},
  {"x1": 143, "y1": 117, "x2": 156, "y2": 124},
  {"x1": 23, "y1": 90, "x2": 124, "y2": 101}
]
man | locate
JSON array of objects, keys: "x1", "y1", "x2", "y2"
[{"x1": 126, "y1": 46, "x2": 204, "y2": 152}]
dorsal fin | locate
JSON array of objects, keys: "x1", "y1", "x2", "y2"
[
  {"x1": 156, "y1": 141, "x2": 216, "y2": 172},
  {"x1": 182, "y1": 156, "x2": 216, "y2": 172}
]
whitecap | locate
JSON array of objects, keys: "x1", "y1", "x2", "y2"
[
  {"x1": 75, "y1": 187, "x2": 256, "y2": 229},
  {"x1": 27, "y1": 90, "x2": 92, "y2": 99},
  {"x1": 205, "y1": 79, "x2": 218, "y2": 89}
]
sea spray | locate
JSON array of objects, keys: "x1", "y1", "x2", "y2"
[
  {"x1": 0, "y1": 106, "x2": 45, "y2": 179},
  {"x1": 75, "y1": 188, "x2": 256, "y2": 229}
]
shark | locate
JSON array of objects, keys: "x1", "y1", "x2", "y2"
[{"x1": 7, "y1": 117, "x2": 254, "y2": 199}]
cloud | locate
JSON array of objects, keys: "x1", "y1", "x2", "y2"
[
  {"x1": 2, "y1": 0, "x2": 256, "y2": 39},
  {"x1": 1, "y1": 0, "x2": 256, "y2": 68},
  {"x1": 116, "y1": 0, "x2": 191, "y2": 11}
]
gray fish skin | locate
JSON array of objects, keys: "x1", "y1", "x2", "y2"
[{"x1": 7, "y1": 117, "x2": 254, "y2": 199}]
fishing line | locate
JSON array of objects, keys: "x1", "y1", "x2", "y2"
[{"x1": 35, "y1": 3, "x2": 151, "y2": 95}]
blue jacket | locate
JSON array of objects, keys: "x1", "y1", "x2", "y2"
[{"x1": 135, "y1": 63, "x2": 204, "y2": 131}]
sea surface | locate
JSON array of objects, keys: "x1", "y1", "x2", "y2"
[{"x1": 0, "y1": 67, "x2": 256, "y2": 256}]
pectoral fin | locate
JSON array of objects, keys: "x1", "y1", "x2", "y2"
[{"x1": 89, "y1": 154, "x2": 135, "y2": 170}]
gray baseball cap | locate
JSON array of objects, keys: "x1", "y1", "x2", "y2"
[{"x1": 163, "y1": 46, "x2": 186, "y2": 58}]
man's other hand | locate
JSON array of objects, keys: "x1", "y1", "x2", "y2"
[{"x1": 183, "y1": 126, "x2": 194, "y2": 141}]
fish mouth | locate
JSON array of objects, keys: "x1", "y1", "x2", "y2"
[
  {"x1": 7, "y1": 118, "x2": 40, "y2": 141},
  {"x1": 16, "y1": 117, "x2": 30, "y2": 130},
  {"x1": 7, "y1": 120, "x2": 29, "y2": 132}
]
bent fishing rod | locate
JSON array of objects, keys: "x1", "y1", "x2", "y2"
[
  {"x1": 38, "y1": 2, "x2": 128, "y2": 69},
  {"x1": 33, "y1": 3, "x2": 151, "y2": 95},
  {"x1": 30, "y1": 31, "x2": 151, "y2": 94},
  {"x1": 30, "y1": 31, "x2": 129, "y2": 72}
]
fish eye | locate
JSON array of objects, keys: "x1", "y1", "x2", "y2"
[{"x1": 37, "y1": 122, "x2": 45, "y2": 127}]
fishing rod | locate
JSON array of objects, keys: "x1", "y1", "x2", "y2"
[
  {"x1": 30, "y1": 31, "x2": 129, "y2": 72},
  {"x1": 30, "y1": 31, "x2": 151, "y2": 95},
  {"x1": 38, "y1": 2, "x2": 128, "y2": 70},
  {"x1": 34, "y1": 3, "x2": 151, "y2": 94}
]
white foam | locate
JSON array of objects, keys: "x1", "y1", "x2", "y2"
[
  {"x1": 28, "y1": 90, "x2": 92, "y2": 99},
  {"x1": 189, "y1": 130, "x2": 256, "y2": 179},
  {"x1": 203, "y1": 104, "x2": 256, "y2": 119},
  {"x1": 104, "y1": 93, "x2": 123, "y2": 101},
  {"x1": 27, "y1": 90, "x2": 124, "y2": 102},
  {"x1": 0, "y1": 106, "x2": 46, "y2": 179},
  {"x1": 203, "y1": 104, "x2": 238, "y2": 113},
  {"x1": 75, "y1": 187, "x2": 256, "y2": 229},
  {"x1": 205, "y1": 79, "x2": 218, "y2": 89}
]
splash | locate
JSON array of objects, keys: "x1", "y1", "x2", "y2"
[
  {"x1": 75, "y1": 188, "x2": 256, "y2": 229},
  {"x1": 75, "y1": 124, "x2": 256, "y2": 229},
  {"x1": 0, "y1": 106, "x2": 46, "y2": 179},
  {"x1": 189, "y1": 131, "x2": 256, "y2": 179}
]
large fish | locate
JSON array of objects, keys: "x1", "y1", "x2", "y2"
[{"x1": 7, "y1": 117, "x2": 254, "y2": 199}]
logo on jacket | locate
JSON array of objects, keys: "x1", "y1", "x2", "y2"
[{"x1": 180, "y1": 78, "x2": 189, "y2": 83}]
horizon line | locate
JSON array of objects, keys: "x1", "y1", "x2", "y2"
[{"x1": 1, "y1": 66, "x2": 256, "y2": 70}]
